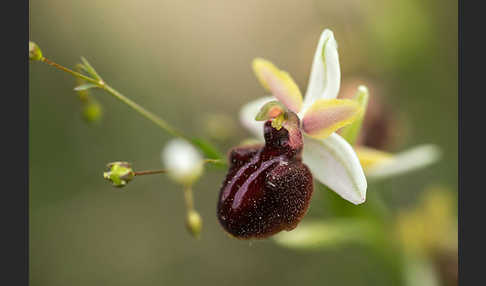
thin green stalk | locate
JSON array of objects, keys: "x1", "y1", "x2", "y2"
[
  {"x1": 101, "y1": 84, "x2": 190, "y2": 140},
  {"x1": 133, "y1": 169, "x2": 167, "y2": 176},
  {"x1": 183, "y1": 185, "x2": 194, "y2": 211},
  {"x1": 41, "y1": 57, "x2": 99, "y2": 85},
  {"x1": 39, "y1": 56, "x2": 227, "y2": 165},
  {"x1": 41, "y1": 57, "x2": 191, "y2": 141},
  {"x1": 133, "y1": 158, "x2": 222, "y2": 176}
]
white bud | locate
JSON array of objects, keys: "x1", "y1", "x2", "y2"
[{"x1": 162, "y1": 139, "x2": 203, "y2": 185}]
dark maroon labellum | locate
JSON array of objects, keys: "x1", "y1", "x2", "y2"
[{"x1": 217, "y1": 119, "x2": 313, "y2": 239}]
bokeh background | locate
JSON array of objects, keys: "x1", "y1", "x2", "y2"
[{"x1": 29, "y1": 0, "x2": 457, "y2": 285}]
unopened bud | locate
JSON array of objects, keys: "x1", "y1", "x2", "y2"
[
  {"x1": 29, "y1": 41, "x2": 43, "y2": 61},
  {"x1": 186, "y1": 210, "x2": 203, "y2": 238},
  {"x1": 103, "y1": 161, "x2": 134, "y2": 187},
  {"x1": 82, "y1": 101, "x2": 102, "y2": 123}
]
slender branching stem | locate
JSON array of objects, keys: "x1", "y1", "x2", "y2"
[
  {"x1": 100, "y1": 84, "x2": 189, "y2": 140},
  {"x1": 40, "y1": 56, "x2": 192, "y2": 141},
  {"x1": 41, "y1": 57, "x2": 99, "y2": 85}
]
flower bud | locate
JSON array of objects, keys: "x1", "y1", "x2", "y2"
[
  {"x1": 82, "y1": 101, "x2": 102, "y2": 123},
  {"x1": 186, "y1": 210, "x2": 203, "y2": 238},
  {"x1": 162, "y1": 139, "x2": 203, "y2": 185},
  {"x1": 103, "y1": 161, "x2": 134, "y2": 187},
  {"x1": 29, "y1": 41, "x2": 43, "y2": 61}
]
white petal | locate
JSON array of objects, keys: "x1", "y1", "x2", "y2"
[
  {"x1": 302, "y1": 29, "x2": 341, "y2": 113},
  {"x1": 366, "y1": 144, "x2": 441, "y2": 180},
  {"x1": 161, "y1": 139, "x2": 204, "y2": 185},
  {"x1": 303, "y1": 133, "x2": 367, "y2": 205},
  {"x1": 239, "y1": 96, "x2": 275, "y2": 139}
]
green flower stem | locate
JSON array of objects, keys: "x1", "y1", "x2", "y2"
[
  {"x1": 39, "y1": 56, "x2": 227, "y2": 166},
  {"x1": 40, "y1": 56, "x2": 191, "y2": 141},
  {"x1": 41, "y1": 57, "x2": 97, "y2": 85},
  {"x1": 133, "y1": 158, "x2": 223, "y2": 176},
  {"x1": 133, "y1": 169, "x2": 167, "y2": 176},
  {"x1": 183, "y1": 185, "x2": 194, "y2": 211},
  {"x1": 184, "y1": 185, "x2": 202, "y2": 238},
  {"x1": 100, "y1": 84, "x2": 189, "y2": 140}
]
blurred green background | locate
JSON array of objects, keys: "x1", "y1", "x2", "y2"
[{"x1": 29, "y1": 0, "x2": 457, "y2": 285}]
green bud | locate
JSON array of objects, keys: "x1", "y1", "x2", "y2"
[
  {"x1": 29, "y1": 41, "x2": 43, "y2": 61},
  {"x1": 103, "y1": 161, "x2": 134, "y2": 187},
  {"x1": 82, "y1": 101, "x2": 102, "y2": 123},
  {"x1": 186, "y1": 210, "x2": 203, "y2": 238}
]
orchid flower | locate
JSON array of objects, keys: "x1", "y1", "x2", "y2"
[{"x1": 240, "y1": 29, "x2": 367, "y2": 205}]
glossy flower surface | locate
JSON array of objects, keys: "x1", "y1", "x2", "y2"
[{"x1": 218, "y1": 120, "x2": 313, "y2": 239}]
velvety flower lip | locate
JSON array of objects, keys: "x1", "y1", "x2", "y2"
[{"x1": 240, "y1": 29, "x2": 367, "y2": 205}]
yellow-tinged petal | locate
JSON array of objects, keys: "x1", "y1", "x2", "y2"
[
  {"x1": 302, "y1": 99, "x2": 361, "y2": 139},
  {"x1": 355, "y1": 146, "x2": 394, "y2": 171},
  {"x1": 363, "y1": 144, "x2": 441, "y2": 180},
  {"x1": 252, "y1": 58, "x2": 303, "y2": 113}
]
